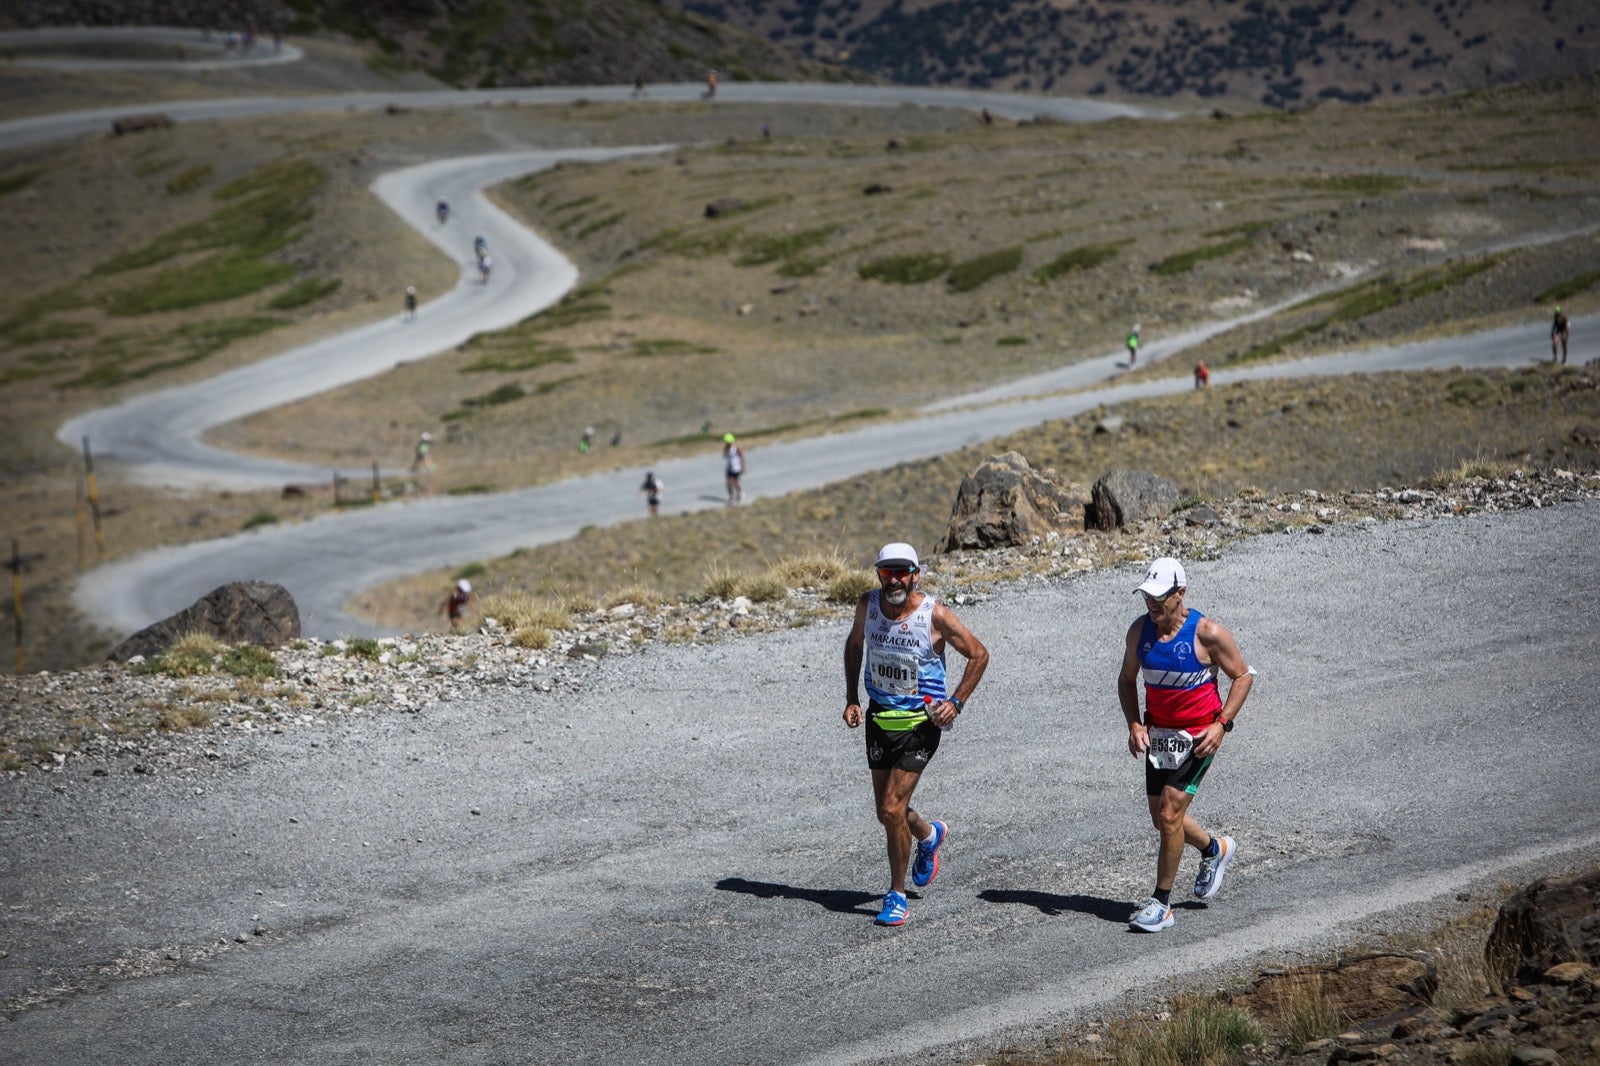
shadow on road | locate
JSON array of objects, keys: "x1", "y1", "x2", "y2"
[
  {"x1": 977, "y1": 888, "x2": 1132, "y2": 922},
  {"x1": 715, "y1": 876, "x2": 880, "y2": 915}
]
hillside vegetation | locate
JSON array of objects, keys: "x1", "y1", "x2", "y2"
[{"x1": 694, "y1": 0, "x2": 1600, "y2": 107}]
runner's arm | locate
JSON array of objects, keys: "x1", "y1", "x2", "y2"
[
  {"x1": 1119, "y1": 619, "x2": 1147, "y2": 757},
  {"x1": 930, "y1": 603, "x2": 989, "y2": 726},
  {"x1": 843, "y1": 596, "x2": 868, "y2": 728}
]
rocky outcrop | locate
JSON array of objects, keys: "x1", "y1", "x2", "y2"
[
  {"x1": 108, "y1": 581, "x2": 300, "y2": 662},
  {"x1": 937, "y1": 451, "x2": 1080, "y2": 552},
  {"x1": 1487, "y1": 867, "x2": 1600, "y2": 986},
  {"x1": 1084, "y1": 469, "x2": 1180, "y2": 531}
]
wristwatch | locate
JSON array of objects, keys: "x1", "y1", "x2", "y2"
[
  {"x1": 948, "y1": 696, "x2": 964, "y2": 713},
  {"x1": 1219, "y1": 716, "x2": 1234, "y2": 732}
]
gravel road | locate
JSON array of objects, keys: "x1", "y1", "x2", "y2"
[{"x1": 5, "y1": 500, "x2": 1598, "y2": 1065}]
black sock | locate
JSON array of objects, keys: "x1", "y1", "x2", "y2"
[
  {"x1": 1153, "y1": 888, "x2": 1171, "y2": 906},
  {"x1": 1201, "y1": 837, "x2": 1219, "y2": 859}
]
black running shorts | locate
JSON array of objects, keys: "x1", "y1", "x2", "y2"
[
  {"x1": 1145, "y1": 750, "x2": 1214, "y2": 797},
  {"x1": 865, "y1": 715, "x2": 941, "y2": 772}
]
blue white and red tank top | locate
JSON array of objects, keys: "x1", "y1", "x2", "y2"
[
  {"x1": 1138, "y1": 609, "x2": 1222, "y2": 731},
  {"x1": 864, "y1": 591, "x2": 947, "y2": 729}
]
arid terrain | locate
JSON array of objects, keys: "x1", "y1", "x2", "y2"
[{"x1": 2, "y1": 47, "x2": 1598, "y2": 670}]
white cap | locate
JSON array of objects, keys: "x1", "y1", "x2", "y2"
[
  {"x1": 421, "y1": 432, "x2": 431, "y2": 441},
  {"x1": 875, "y1": 542, "x2": 920, "y2": 571},
  {"x1": 406, "y1": 285, "x2": 416, "y2": 294},
  {"x1": 1135, "y1": 557, "x2": 1185, "y2": 597},
  {"x1": 457, "y1": 579, "x2": 471, "y2": 593}
]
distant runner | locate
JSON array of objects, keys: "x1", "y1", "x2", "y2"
[
  {"x1": 1126, "y1": 324, "x2": 1141, "y2": 367},
  {"x1": 1552, "y1": 306, "x2": 1570, "y2": 364},
  {"x1": 436, "y1": 197, "x2": 450, "y2": 225},
  {"x1": 722, "y1": 432, "x2": 744, "y2": 503},
  {"x1": 441, "y1": 579, "x2": 474, "y2": 632},
  {"x1": 639, "y1": 470, "x2": 663, "y2": 516},
  {"x1": 705, "y1": 69, "x2": 718, "y2": 99},
  {"x1": 403, "y1": 285, "x2": 417, "y2": 322}
]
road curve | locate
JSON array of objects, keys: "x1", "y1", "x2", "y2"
[
  {"x1": 57, "y1": 146, "x2": 671, "y2": 491},
  {"x1": 0, "y1": 81, "x2": 1169, "y2": 154},
  {"x1": 0, "y1": 25, "x2": 305, "y2": 71}
]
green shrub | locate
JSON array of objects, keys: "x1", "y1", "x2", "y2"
[
  {"x1": 453, "y1": 562, "x2": 487, "y2": 581},
  {"x1": 108, "y1": 254, "x2": 297, "y2": 315},
  {"x1": 461, "y1": 382, "x2": 527, "y2": 408},
  {"x1": 1031, "y1": 239, "x2": 1129, "y2": 282},
  {"x1": 268, "y1": 277, "x2": 342, "y2": 310},
  {"x1": 461, "y1": 340, "x2": 574, "y2": 373},
  {"x1": 858, "y1": 252, "x2": 951, "y2": 284},
  {"x1": 1150, "y1": 235, "x2": 1253, "y2": 276},
  {"x1": 221, "y1": 644, "x2": 280, "y2": 679},
  {"x1": 0, "y1": 166, "x2": 45, "y2": 197},
  {"x1": 143, "y1": 651, "x2": 215, "y2": 677},
  {"x1": 996, "y1": 335, "x2": 1029, "y2": 346},
  {"x1": 164, "y1": 164, "x2": 213, "y2": 196},
  {"x1": 630, "y1": 338, "x2": 717, "y2": 356},
  {"x1": 1446, "y1": 374, "x2": 1495, "y2": 406},
  {"x1": 242, "y1": 510, "x2": 279, "y2": 530},
  {"x1": 736, "y1": 226, "x2": 835, "y2": 267},
  {"x1": 947, "y1": 246, "x2": 1022, "y2": 292},
  {"x1": 1535, "y1": 266, "x2": 1600, "y2": 305},
  {"x1": 342, "y1": 638, "x2": 383, "y2": 660}
]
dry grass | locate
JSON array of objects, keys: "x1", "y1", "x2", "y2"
[
  {"x1": 369, "y1": 364, "x2": 1600, "y2": 631},
  {"x1": 5, "y1": 73, "x2": 1600, "y2": 670}
]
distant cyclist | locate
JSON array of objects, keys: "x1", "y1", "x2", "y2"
[
  {"x1": 436, "y1": 197, "x2": 450, "y2": 225},
  {"x1": 1552, "y1": 305, "x2": 1570, "y2": 364}
]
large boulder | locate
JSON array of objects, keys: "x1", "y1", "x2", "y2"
[
  {"x1": 1084, "y1": 469, "x2": 1180, "y2": 530},
  {"x1": 108, "y1": 581, "x2": 301, "y2": 662},
  {"x1": 1486, "y1": 867, "x2": 1600, "y2": 986},
  {"x1": 937, "y1": 452, "x2": 1080, "y2": 552}
]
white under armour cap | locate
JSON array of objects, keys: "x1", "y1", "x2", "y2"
[
  {"x1": 875, "y1": 542, "x2": 919, "y2": 571},
  {"x1": 1135, "y1": 557, "x2": 1185, "y2": 596},
  {"x1": 457, "y1": 579, "x2": 472, "y2": 594}
]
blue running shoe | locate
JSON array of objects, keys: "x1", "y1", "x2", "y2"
[
  {"x1": 875, "y1": 890, "x2": 908, "y2": 926},
  {"x1": 1128, "y1": 897, "x2": 1173, "y2": 932},
  {"x1": 911, "y1": 820, "x2": 947, "y2": 888},
  {"x1": 1194, "y1": 835, "x2": 1235, "y2": 900}
]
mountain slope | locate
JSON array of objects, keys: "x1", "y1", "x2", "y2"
[
  {"x1": 0, "y1": 0, "x2": 868, "y2": 88},
  {"x1": 689, "y1": 0, "x2": 1600, "y2": 106}
]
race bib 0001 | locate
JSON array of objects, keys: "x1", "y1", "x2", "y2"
[
  {"x1": 1146, "y1": 726, "x2": 1195, "y2": 771},
  {"x1": 868, "y1": 648, "x2": 919, "y2": 696}
]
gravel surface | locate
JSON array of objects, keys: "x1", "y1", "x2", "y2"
[{"x1": 4, "y1": 475, "x2": 1599, "y2": 1065}]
